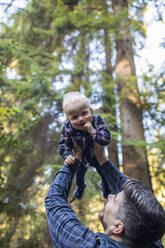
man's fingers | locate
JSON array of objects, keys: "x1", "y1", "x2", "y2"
[
  {"x1": 64, "y1": 155, "x2": 75, "y2": 165},
  {"x1": 93, "y1": 142, "x2": 107, "y2": 166},
  {"x1": 71, "y1": 136, "x2": 82, "y2": 161},
  {"x1": 93, "y1": 142, "x2": 104, "y2": 153},
  {"x1": 70, "y1": 156, "x2": 75, "y2": 162},
  {"x1": 71, "y1": 136, "x2": 82, "y2": 154},
  {"x1": 71, "y1": 136, "x2": 79, "y2": 150}
]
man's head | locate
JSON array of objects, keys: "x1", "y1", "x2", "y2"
[
  {"x1": 99, "y1": 191, "x2": 125, "y2": 237},
  {"x1": 99, "y1": 179, "x2": 165, "y2": 248},
  {"x1": 63, "y1": 92, "x2": 93, "y2": 130}
]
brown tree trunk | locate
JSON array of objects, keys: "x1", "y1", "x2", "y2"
[{"x1": 112, "y1": 0, "x2": 152, "y2": 188}]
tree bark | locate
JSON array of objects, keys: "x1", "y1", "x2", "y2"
[{"x1": 112, "y1": 0, "x2": 152, "y2": 188}]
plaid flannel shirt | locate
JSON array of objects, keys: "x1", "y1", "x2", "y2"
[
  {"x1": 45, "y1": 161, "x2": 129, "y2": 248},
  {"x1": 45, "y1": 161, "x2": 163, "y2": 248},
  {"x1": 59, "y1": 115, "x2": 111, "y2": 164}
]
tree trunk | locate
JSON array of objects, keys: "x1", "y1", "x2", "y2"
[{"x1": 112, "y1": 0, "x2": 152, "y2": 188}]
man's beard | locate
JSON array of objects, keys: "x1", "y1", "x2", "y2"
[
  {"x1": 99, "y1": 199, "x2": 108, "y2": 231},
  {"x1": 99, "y1": 210, "x2": 107, "y2": 231}
]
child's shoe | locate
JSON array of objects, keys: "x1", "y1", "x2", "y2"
[
  {"x1": 99, "y1": 181, "x2": 110, "y2": 199},
  {"x1": 70, "y1": 184, "x2": 86, "y2": 203}
]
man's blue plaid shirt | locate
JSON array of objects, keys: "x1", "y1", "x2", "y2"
[
  {"x1": 45, "y1": 161, "x2": 163, "y2": 248},
  {"x1": 59, "y1": 115, "x2": 111, "y2": 165},
  {"x1": 45, "y1": 158, "x2": 164, "y2": 248},
  {"x1": 45, "y1": 160, "x2": 129, "y2": 248}
]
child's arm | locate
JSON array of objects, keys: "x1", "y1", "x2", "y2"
[
  {"x1": 59, "y1": 124, "x2": 75, "y2": 164},
  {"x1": 85, "y1": 116, "x2": 111, "y2": 146}
]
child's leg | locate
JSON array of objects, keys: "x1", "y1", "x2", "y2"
[
  {"x1": 70, "y1": 162, "x2": 87, "y2": 203},
  {"x1": 75, "y1": 162, "x2": 87, "y2": 186},
  {"x1": 91, "y1": 156, "x2": 110, "y2": 198}
]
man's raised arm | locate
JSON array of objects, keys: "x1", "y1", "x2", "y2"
[{"x1": 93, "y1": 142, "x2": 127, "y2": 195}]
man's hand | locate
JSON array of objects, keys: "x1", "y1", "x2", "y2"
[
  {"x1": 64, "y1": 155, "x2": 75, "y2": 165},
  {"x1": 93, "y1": 142, "x2": 107, "y2": 166},
  {"x1": 71, "y1": 137, "x2": 82, "y2": 162},
  {"x1": 84, "y1": 121, "x2": 94, "y2": 135}
]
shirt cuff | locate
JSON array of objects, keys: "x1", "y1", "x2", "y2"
[{"x1": 63, "y1": 158, "x2": 80, "y2": 173}]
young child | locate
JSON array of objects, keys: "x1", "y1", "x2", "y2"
[{"x1": 59, "y1": 92, "x2": 111, "y2": 202}]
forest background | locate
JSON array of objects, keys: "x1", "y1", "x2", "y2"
[{"x1": 0, "y1": 0, "x2": 165, "y2": 247}]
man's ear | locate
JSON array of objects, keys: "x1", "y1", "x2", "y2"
[{"x1": 108, "y1": 220, "x2": 124, "y2": 236}]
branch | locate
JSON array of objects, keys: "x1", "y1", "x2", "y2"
[
  {"x1": 3, "y1": 0, "x2": 15, "y2": 13},
  {"x1": 0, "y1": 0, "x2": 25, "y2": 13}
]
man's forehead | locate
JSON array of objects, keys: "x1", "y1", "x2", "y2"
[
  {"x1": 118, "y1": 191, "x2": 124, "y2": 197},
  {"x1": 104, "y1": 191, "x2": 124, "y2": 207},
  {"x1": 113, "y1": 191, "x2": 125, "y2": 203},
  {"x1": 117, "y1": 191, "x2": 125, "y2": 200}
]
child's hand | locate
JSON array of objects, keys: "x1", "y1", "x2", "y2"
[
  {"x1": 84, "y1": 121, "x2": 94, "y2": 135},
  {"x1": 64, "y1": 155, "x2": 75, "y2": 165}
]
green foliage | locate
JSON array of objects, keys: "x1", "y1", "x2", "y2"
[
  {"x1": 52, "y1": 0, "x2": 73, "y2": 31},
  {"x1": 0, "y1": 107, "x2": 20, "y2": 120},
  {"x1": 122, "y1": 136, "x2": 147, "y2": 147},
  {"x1": 0, "y1": 0, "x2": 164, "y2": 247},
  {"x1": 0, "y1": 39, "x2": 18, "y2": 72}
]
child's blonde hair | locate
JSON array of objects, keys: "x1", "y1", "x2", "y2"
[{"x1": 63, "y1": 92, "x2": 90, "y2": 113}]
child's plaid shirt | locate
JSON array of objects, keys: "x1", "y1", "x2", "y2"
[{"x1": 59, "y1": 115, "x2": 111, "y2": 165}]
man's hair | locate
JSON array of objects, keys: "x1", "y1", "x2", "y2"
[
  {"x1": 63, "y1": 92, "x2": 90, "y2": 113},
  {"x1": 117, "y1": 179, "x2": 165, "y2": 248}
]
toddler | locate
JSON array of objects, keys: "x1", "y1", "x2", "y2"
[{"x1": 59, "y1": 92, "x2": 111, "y2": 202}]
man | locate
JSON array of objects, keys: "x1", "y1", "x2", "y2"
[{"x1": 45, "y1": 140, "x2": 165, "y2": 248}]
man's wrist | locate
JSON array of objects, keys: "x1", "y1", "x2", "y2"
[
  {"x1": 66, "y1": 159, "x2": 79, "y2": 171},
  {"x1": 93, "y1": 141, "x2": 107, "y2": 166},
  {"x1": 74, "y1": 158, "x2": 81, "y2": 165},
  {"x1": 98, "y1": 158, "x2": 108, "y2": 166}
]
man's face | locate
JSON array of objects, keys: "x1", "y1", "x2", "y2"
[
  {"x1": 66, "y1": 102, "x2": 92, "y2": 130},
  {"x1": 99, "y1": 191, "x2": 124, "y2": 233}
]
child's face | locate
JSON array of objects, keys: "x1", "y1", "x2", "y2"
[{"x1": 66, "y1": 102, "x2": 92, "y2": 130}]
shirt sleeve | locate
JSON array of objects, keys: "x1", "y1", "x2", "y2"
[
  {"x1": 92, "y1": 116, "x2": 111, "y2": 146},
  {"x1": 59, "y1": 124, "x2": 74, "y2": 160},
  {"x1": 99, "y1": 161, "x2": 163, "y2": 248},
  {"x1": 99, "y1": 160, "x2": 127, "y2": 194},
  {"x1": 45, "y1": 163, "x2": 97, "y2": 248},
  {"x1": 150, "y1": 240, "x2": 164, "y2": 248}
]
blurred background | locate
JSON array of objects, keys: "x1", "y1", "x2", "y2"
[{"x1": 0, "y1": 0, "x2": 164, "y2": 247}]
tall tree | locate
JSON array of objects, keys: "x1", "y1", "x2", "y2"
[
  {"x1": 111, "y1": 0, "x2": 152, "y2": 188},
  {"x1": 1, "y1": 0, "x2": 164, "y2": 247}
]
